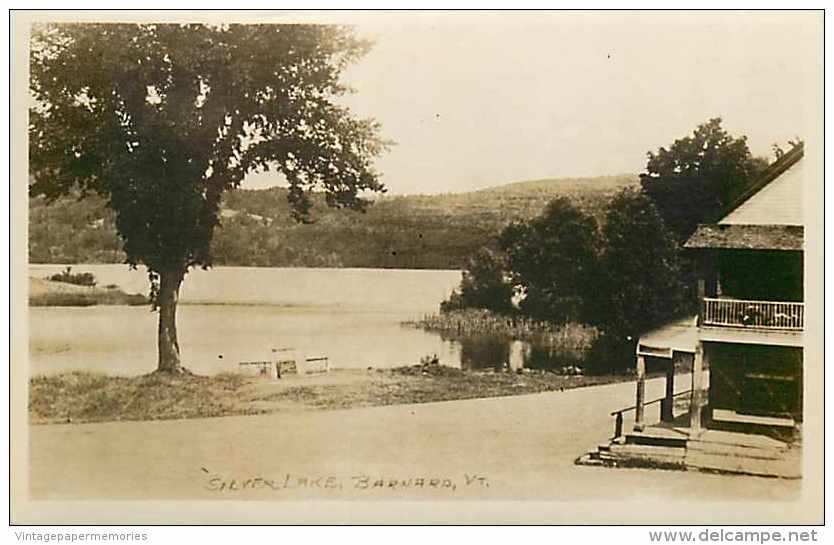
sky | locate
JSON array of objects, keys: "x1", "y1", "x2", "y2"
[{"x1": 242, "y1": 11, "x2": 822, "y2": 195}]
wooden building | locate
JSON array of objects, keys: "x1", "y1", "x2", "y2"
[
  {"x1": 684, "y1": 143, "x2": 804, "y2": 434},
  {"x1": 581, "y1": 144, "x2": 804, "y2": 477}
]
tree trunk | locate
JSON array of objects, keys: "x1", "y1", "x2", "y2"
[{"x1": 157, "y1": 269, "x2": 185, "y2": 373}]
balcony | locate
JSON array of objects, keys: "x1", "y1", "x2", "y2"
[{"x1": 701, "y1": 298, "x2": 804, "y2": 331}]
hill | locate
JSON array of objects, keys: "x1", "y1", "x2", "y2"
[{"x1": 29, "y1": 174, "x2": 638, "y2": 269}]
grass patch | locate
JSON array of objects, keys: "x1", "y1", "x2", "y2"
[
  {"x1": 30, "y1": 365, "x2": 635, "y2": 425},
  {"x1": 29, "y1": 291, "x2": 147, "y2": 307},
  {"x1": 29, "y1": 277, "x2": 148, "y2": 307},
  {"x1": 29, "y1": 371, "x2": 250, "y2": 424}
]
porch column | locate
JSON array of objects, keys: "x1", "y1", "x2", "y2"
[
  {"x1": 662, "y1": 358, "x2": 675, "y2": 423},
  {"x1": 634, "y1": 355, "x2": 646, "y2": 432},
  {"x1": 690, "y1": 342, "x2": 705, "y2": 433},
  {"x1": 701, "y1": 345, "x2": 711, "y2": 425}
]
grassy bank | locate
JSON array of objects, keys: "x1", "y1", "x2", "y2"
[
  {"x1": 29, "y1": 365, "x2": 632, "y2": 425},
  {"x1": 29, "y1": 277, "x2": 147, "y2": 307}
]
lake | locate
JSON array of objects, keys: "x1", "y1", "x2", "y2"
[{"x1": 28, "y1": 265, "x2": 570, "y2": 377}]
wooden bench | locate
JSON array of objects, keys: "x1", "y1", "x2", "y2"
[
  {"x1": 302, "y1": 356, "x2": 329, "y2": 374},
  {"x1": 238, "y1": 360, "x2": 278, "y2": 379},
  {"x1": 237, "y1": 349, "x2": 329, "y2": 379}
]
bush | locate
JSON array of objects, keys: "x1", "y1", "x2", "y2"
[
  {"x1": 440, "y1": 248, "x2": 514, "y2": 314},
  {"x1": 47, "y1": 266, "x2": 97, "y2": 287}
]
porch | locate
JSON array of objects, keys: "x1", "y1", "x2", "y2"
[
  {"x1": 702, "y1": 297, "x2": 804, "y2": 330},
  {"x1": 575, "y1": 312, "x2": 802, "y2": 478},
  {"x1": 700, "y1": 298, "x2": 804, "y2": 348},
  {"x1": 581, "y1": 384, "x2": 800, "y2": 478}
]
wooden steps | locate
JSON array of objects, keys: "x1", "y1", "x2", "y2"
[
  {"x1": 685, "y1": 450, "x2": 800, "y2": 479},
  {"x1": 606, "y1": 444, "x2": 686, "y2": 468},
  {"x1": 692, "y1": 429, "x2": 789, "y2": 449},
  {"x1": 627, "y1": 426, "x2": 689, "y2": 448},
  {"x1": 685, "y1": 429, "x2": 799, "y2": 478},
  {"x1": 577, "y1": 426, "x2": 801, "y2": 479},
  {"x1": 687, "y1": 441, "x2": 784, "y2": 460},
  {"x1": 712, "y1": 409, "x2": 795, "y2": 429}
]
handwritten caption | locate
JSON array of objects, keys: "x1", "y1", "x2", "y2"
[{"x1": 201, "y1": 468, "x2": 490, "y2": 493}]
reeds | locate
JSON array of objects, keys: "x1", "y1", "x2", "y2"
[{"x1": 404, "y1": 309, "x2": 597, "y2": 351}]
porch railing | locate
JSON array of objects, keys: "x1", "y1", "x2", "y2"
[{"x1": 701, "y1": 298, "x2": 804, "y2": 331}]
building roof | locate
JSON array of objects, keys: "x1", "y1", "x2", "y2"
[
  {"x1": 720, "y1": 143, "x2": 804, "y2": 225},
  {"x1": 684, "y1": 224, "x2": 804, "y2": 251},
  {"x1": 683, "y1": 143, "x2": 805, "y2": 251},
  {"x1": 637, "y1": 315, "x2": 698, "y2": 358}
]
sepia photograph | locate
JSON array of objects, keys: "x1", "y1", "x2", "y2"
[{"x1": 8, "y1": 9, "x2": 825, "y2": 526}]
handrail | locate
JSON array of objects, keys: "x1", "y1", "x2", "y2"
[
  {"x1": 610, "y1": 389, "x2": 692, "y2": 416},
  {"x1": 610, "y1": 389, "x2": 692, "y2": 439}
]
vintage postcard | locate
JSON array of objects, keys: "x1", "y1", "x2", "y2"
[{"x1": 9, "y1": 9, "x2": 824, "y2": 525}]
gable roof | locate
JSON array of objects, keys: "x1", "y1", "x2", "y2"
[
  {"x1": 684, "y1": 143, "x2": 805, "y2": 252},
  {"x1": 684, "y1": 224, "x2": 803, "y2": 251},
  {"x1": 719, "y1": 143, "x2": 804, "y2": 226}
]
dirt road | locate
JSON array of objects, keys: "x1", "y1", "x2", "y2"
[{"x1": 27, "y1": 374, "x2": 807, "y2": 523}]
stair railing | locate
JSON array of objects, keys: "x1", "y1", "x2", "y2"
[{"x1": 610, "y1": 389, "x2": 693, "y2": 439}]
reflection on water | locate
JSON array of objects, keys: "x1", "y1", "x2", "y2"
[{"x1": 453, "y1": 334, "x2": 586, "y2": 372}]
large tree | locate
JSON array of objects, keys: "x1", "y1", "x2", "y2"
[
  {"x1": 29, "y1": 23, "x2": 387, "y2": 373},
  {"x1": 590, "y1": 188, "x2": 686, "y2": 343},
  {"x1": 498, "y1": 197, "x2": 600, "y2": 324},
  {"x1": 640, "y1": 118, "x2": 767, "y2": 243}
]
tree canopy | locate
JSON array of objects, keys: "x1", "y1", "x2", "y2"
[
  {"x1": 29, "y1": 23, "x2": 387, "y2": 371},
  {"x1": 640, "y1": 118, "x2": 767, "y2": 242},
  {"x1": 499, "y1": 197, "x2": 600, "y2": 324},
  {"x1": 590, "y1": 188, "x2": 687, "y2": 342}
]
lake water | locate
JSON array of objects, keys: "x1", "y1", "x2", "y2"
[
  {"x1": 30, "y1": 265, "x2": 471, "y2": 376},
  {"x1": 29, "y1": 264, "x2": 575, "y2": 377}
]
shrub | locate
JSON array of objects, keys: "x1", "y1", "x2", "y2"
[
  {"x1": 440, "y1": 248, "x2": 514, "y2": 314},
  {"x1": 47, "y1": 266, "x2": 97, "y2": 287}
]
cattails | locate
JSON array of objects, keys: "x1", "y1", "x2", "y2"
[{"x1": 403, "y1": 309, "x2": 597, "y2": 352}]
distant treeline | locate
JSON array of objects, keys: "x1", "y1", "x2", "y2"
[{"x1": 29, "y1": 175, "x2": 637, "y2": 269}]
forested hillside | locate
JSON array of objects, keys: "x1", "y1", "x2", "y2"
[{"x1": 29, "y1": 175, "x2": 637, "y2": 269}]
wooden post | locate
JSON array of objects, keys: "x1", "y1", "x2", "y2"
[
  {"x1": 614, "y1": 412, "x2": 623, "y2": 439},
  {"x1": 635, "y1": 354, "x2": 646, "y2": 432},
  {"x1": 662, "y1": 356, "x2": 675, "y2": 422},
  {"x1": 701, "y1": 344, "x2": 711, "y2": 425},
  {"x1": 696, "y1": 277, "x2": 706, "y2": 326},
  {"x1": 690, "y1": 342, "x2": 704, "y2": 433}
]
